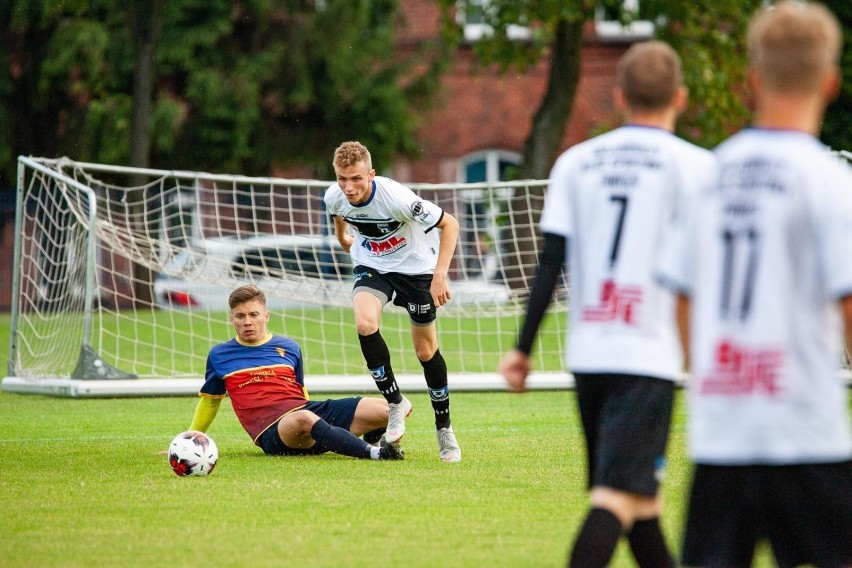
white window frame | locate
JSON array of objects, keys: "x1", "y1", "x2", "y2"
[
  {"x1": 595, "y1": 0, "x2": 654, "y2": 42},
  {"x1": 458, "y1": 149, "x2": 522, "y2": 184},
  {"x1": 457, "y1": 0, "x2": 531, "y2": 43}
]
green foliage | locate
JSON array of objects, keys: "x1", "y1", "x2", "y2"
[
  {"x1": 651, "y1": 0, "x2": 761, "y2": 148},
  {"x1": 1, "y1": 0, "x2": 444, "y2": 181},
  {"x1": 821, "y1": 0, "x2": 852, "y2": 152},
  {"x1": 437, "y1": 0, "x2": 591, "y2": 72}
]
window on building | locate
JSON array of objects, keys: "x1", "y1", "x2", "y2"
[
  {"x1": 595, "y1": 0, "x2": 655, "y2": 42},
  {"x1": 458, "y1": 0, "x2": 531, "y2": 43},
  {"x1": 457, "y1": 150, "x2": 521, "y2": 280}
]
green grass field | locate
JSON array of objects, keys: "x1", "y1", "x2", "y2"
[{"x1": 0, "y1": 312, "x2": 794, "y2": 567}]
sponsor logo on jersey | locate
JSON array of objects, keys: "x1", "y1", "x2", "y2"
[
  {"x1": 407, "y1": 302, "x2": 432, "y2": 315},
  {"x1": 581, "y1": 279, "x2": 643, "y2": 324},
  {"x1": 275, "y1": 347, "x2": 286, "y2": 357},
  {"x1": 361, "y1": 235, "x2": 407, "y2": 256},
  {"x1": 700, "y1": 339, "x2": 784, "y2": 396},
  {"x1": 236, "y1": 368, "x2": 275, "y2": 388}
]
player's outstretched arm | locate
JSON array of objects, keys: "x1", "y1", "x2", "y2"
[
  {"x1": 501, "y1": 233, "x2": 566, "y2": 392},
  {"x1": 189, "y1": 396, "x2": 222, "y2": 432}
]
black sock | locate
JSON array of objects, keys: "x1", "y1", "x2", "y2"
[
  {"x1": 568, "y1": 508, "x2": 623, "y2": 568},
  {"x1": 358, "y1": 330, "x2": 402, "y2": 404},
  {"x1": 421, "y1": 349, "x2": 450, "y2": 429},
  {"x1": 626, "y1": 517, "x2": 675, "y2": 568},
  {"x1": 363, "y1": 427, "x2": 386, "y2": 445},
  {"x1": 310, "y1": 419, "x2": 372, "y2": 459}
]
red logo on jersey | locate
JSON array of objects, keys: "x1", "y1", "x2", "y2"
[
  {"x1": 362, "y1": 235, "x2": 407, "y2": 256},
  {"x1": 581, "y1": 279, "x2": 643, "y2": 325},
  {"x1": 700, "y1": 339, "x2": 784, "y2": 396}
]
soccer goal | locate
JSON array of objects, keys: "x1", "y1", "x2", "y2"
[{"x1": 3, "y1": 156, "x2": 569, "y2": 397}]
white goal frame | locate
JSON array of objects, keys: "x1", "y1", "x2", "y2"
[
  {"x1": 5, "y1": 154, "x2": 850, "y2": 398},
  {"x1": 3, "y1": 156, "x2": 570, "y2": 397}
]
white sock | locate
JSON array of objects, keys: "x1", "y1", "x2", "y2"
[{"x1": 370, "y1": 446, "x2": 381, "y2": 460}]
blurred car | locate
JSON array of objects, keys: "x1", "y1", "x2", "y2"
[
  {"x1": 155, "y1": 234, "x2": 352, "y2": 310},
  {"x1": 154, "y1": 234, "x2": 511, "y2": 311}
]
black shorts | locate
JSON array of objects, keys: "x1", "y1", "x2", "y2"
[
  {"x1": 574, "y1": 372, "x2": 675, "y2": 496},
  {"x1": 257, "y1": 397, "x2": 362, "y2": 456},
  {"x1": 353, "y1": 265, "x2": 436, "y2": 326},
  {"x1": 681, "y1": 461, "x2": 852, "y2": 567}
]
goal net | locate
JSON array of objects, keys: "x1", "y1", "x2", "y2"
[{"x1": 5, "y1": 157, "x2": 567, "y2": 392}]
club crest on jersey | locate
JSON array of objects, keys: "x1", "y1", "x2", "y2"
[
  {"x1": 275, "y1": 347, "x2": 286, "y2": 357},
  {"x1": 361, "y1": 235, "x2": 407, "y2": 256},
  {"x1": 410, "y1": 200, "x2": 431, "y2": 221}
]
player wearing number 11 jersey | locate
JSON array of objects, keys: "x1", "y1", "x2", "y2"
[
  {"x1": 501, "y1": 41, "x2": 714, "y2": 567},
  {"x1": 657, "y1": 2, "x2": 852, "y2": 565}
]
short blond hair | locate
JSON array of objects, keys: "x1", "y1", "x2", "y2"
[
  {"x1": 748, "y1": 1, "x2": 842, "y2": 93},
  {"x1": 228, "y1": 284, "x2": 266, "y2": 310},
  {"x1": 617, "y1": 40, "x2": 683, "y2": 111},
  {"x1": 333, "y1": 141, "x2": 372, "y2": 170}
]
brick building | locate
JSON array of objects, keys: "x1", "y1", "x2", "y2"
[{"x1": 388, "y1": 1, "x2": 649, "y2": 185}]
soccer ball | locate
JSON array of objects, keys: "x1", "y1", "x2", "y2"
[{"x1": 168, "y1": 430, "x2": 218, "y2": 477}]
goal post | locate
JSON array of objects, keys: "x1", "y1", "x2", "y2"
[{"x1": 3, "y1": 156, "x2": 569, "y2": 396}]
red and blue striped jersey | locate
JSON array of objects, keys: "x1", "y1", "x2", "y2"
[{"x1": 201, "y1": 334, "x2": 309, "y2": 444}]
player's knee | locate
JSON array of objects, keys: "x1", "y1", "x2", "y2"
[
  {"x1": 355, "y1": 321, "x2": 379, "y2": 336},
  {"x1": 415, "y1": 343, "x2": 438, "y2": 362},
  {"x1": 281, "y1": 410, "x2": 318, "y2": 436}
]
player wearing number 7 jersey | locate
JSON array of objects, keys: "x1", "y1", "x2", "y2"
[
  {"x1": 657, "y1": 2, "x2": 852, "y2": 565},
  {"x1": 500, "y1": 41, "x2": 714, "y2": 567}
]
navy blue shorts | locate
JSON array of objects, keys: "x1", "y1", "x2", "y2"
[
  {"x1": 353, "y1": 265, "x2": 436, "y2": 325},
  {"x1": 574, "y1": 372, "x2": 675, "y2": 496},
  {"x1": 257, "y1": 397, "x2": 362, "y2": 456}
]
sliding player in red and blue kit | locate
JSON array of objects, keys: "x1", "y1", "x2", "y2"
[{"x1": 188, "y1": 284, "x2": 403, "y2": 461}]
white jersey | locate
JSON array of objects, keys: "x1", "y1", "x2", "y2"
[
  {"x1": 659, "y1": 128, "x2": 852, "y2": 464},
  {"x1": 324, "y1": 176, "x2": 443, "y2": 275},
  {"x1": 542, "y1": 125, "x2": 715, "y2": 380}
]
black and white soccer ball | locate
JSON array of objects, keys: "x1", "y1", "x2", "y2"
[{"x1": 168, "y1": 430, "x2": 218, "y2": 477}]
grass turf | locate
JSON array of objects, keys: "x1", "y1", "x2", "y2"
[{"x1": 0, "y1": 388, "x2": 782, "y2": 567}]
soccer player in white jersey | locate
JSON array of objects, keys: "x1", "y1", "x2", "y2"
[
  {"x1": 500, "y1": 41, "x2": 714, "y2": 567},
  {"x1": 657, "y1": 2, "x2": 852, "y2": 566},
  {"x1": 324, "y1": 141, "x2": 463, "y2": 463}
]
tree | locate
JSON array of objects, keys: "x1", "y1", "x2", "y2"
[
  {"x1": 0, "y1": 0, "x2": 446, "y2": 183},
  {"x1": 821, "y1": 0, "x2": 852, "y2": 153},
  {"x1": 0, "y1": 0, "x2": 448, "y2": 306},
  {"x1": 128, "y1": 0, "x2": 161, "y2": 306},
  {"x1": 437, "y1": 0, "x2": 765, "y2": 289}
]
